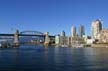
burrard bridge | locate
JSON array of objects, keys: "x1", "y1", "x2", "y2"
[{"x1": 0, "y1": 30, "x2": 55, "y2": 46}]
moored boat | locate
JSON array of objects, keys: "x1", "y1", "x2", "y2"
[
  {"x1": 61, "y1": 45, "x2": 68, "y2": 47},
  {"x1": 72, "y1": 44, "x2": 84, "y2": 48}
]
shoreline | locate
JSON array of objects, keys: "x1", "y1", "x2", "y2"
[{"x1": 91, "y1": 44, "x2": 108, "y2": 48}]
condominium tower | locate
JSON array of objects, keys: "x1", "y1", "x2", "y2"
[
  {"x1": 79, "y1": 24, "x2": 85, "y2": 38},
  {"x1": 91, "y1": 19, "x2": 102, "y2": 39},
  {"x1": 71, "y1": 26, "x2": 76, "y2": 37}
]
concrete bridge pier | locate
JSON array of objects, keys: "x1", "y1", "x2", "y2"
[
  {"x1": 44, "y1": 32, "x2": 50, "y2": 46},
  {"x1": 14, "y1": 30, "x2": 19, "y2": 47}
]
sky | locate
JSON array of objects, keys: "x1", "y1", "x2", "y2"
[{"x1": 0, "y1": 0, "x2": 108, "y2": 36}]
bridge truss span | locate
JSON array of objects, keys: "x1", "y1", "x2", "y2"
[{"x1": 20, "y1": 30, "x2": 45, "y2": 36}]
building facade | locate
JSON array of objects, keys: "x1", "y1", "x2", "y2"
[
  {"x1": 60, "y1": 31, "x2": 65, "y2": 37},
  {"x1": 55, "y1": 35, "x2": 60, "y2": 45},
  {"x1": 60, "y1": 31, "x2": 66, "y2": 45},
  {"x1": 97, "y1": 29, "x2": 108, "y2": 43},
  {"x1": 71, "y1": 26, "x2": 76, "y2": 37},
  {"x1": 91, "y1": 19, "x2": 102, "y2": 39},
  {"x1": 79, "y1": 24, "x2": 85, "y2": 38}
]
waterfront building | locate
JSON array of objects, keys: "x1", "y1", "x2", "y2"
[
  {"x1": 83, "y1": 35, "x2": 88, "y2": 43},
  {"x1": 83, "y1": 35, "x2": 94, "y2": 44},
  {"x1": 71, "y1": 26, "x2": 76, "y2": 37},
  {"x1": 55, "y1": 35, "x2": 60, "y2": 45},
  {"x1": 70, "y1": 25, "x2": 85, "y2": 47},
  {"x1": 60, "y1": 31, "x2": 65, "y2": 37},
  {"x1": 71, "y1": 36, "x2": 85, "y2": 47},
  {"x1": 97, "y1": 29, "x2": 108, "y2": 43},
  {"x1": 79, "y1": 24, "x2": 85, "y2": 38},
  {"x1": 91, "y1": 19, "x2": 102, "y2": 39},
  {"x1": 65, "y1": 36, "x2": 71, "y2": 46},
  {"x1": 86, "y1": 39, "x2": 95, "y2": 45},
  {"x1": 60, "y1": 31, "x2": 66, "y2": 45}
]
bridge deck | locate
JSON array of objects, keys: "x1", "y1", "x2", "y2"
[{"x1": 0, "y1": 34, "x2": 54, "y2": 37}]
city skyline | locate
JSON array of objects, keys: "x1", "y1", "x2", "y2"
[{"x1": 0, "y1": 0, "x2": 108, "y2": 35}]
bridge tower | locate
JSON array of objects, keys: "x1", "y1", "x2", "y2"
[
  {"x1": 44, "y1": 32, "x2": 50, "y2": 46},
  {"x1": 14, "y1": 30, "x2": 19, "y2": 47}
]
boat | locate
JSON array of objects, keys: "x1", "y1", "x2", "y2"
[
  {"x1": 61, "y1": 44, "x2": 68, "y2": 47},
  {"x1": 72, "y1": 44, "x2": 84, "y2": 48}
]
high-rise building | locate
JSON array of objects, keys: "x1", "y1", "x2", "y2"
[
  {"x1": 60, "y1": 31, "x2": 65, "y2": 37},
  {"x1": 71, "y1": 26, "x2": 76, "y2": 37},
  {"x1": 55, "y1": 34, "x2": 60, "y2": 45},
  {"x1": 79, "y1": 24, "x2": 85, "y2": 38},
  {"x1": 91, "y1": 19, "x2": 102, "y2": 39},
  {"x1": 60, "y1": 31, "x2": 66, "y2": 45}
]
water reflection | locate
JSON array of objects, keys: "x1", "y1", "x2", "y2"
[{"x1": 0, "y1": 47, "x2": 108, "y2": 71}]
